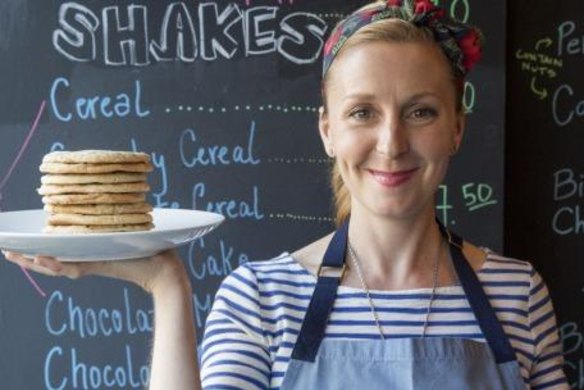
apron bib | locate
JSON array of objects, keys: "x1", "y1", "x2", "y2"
[{"x1": 280, "y1": 220, "x2": 525, "y2": 389}]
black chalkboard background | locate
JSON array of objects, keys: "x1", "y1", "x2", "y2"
[
  {"x1": 507, "y1": 1, "x2": 584, "y2": 387},
  {"x1": 0, "y1": 1, "x2": 506, "y2": 389}
]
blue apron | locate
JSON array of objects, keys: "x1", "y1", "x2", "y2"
[{"x1": 280, "y1": 221, "x2": 526, "y2": 389}]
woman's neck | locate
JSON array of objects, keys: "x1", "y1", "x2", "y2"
[{"x1": 346, "y1": 203, "x2": 445, "y2": 289}]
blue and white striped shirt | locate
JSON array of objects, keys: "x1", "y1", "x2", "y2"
[{"x1": 201, "y1": 252, "x2": 567, "y2": 389}]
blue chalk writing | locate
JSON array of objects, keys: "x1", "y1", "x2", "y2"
[
  {"x1": 44, "y1": 345, "x2": 149, "y2": 390},
  {"x1": 130, "y1": 139, "x2": 180, "y2": 208},
  {"x1": 560, "y1": 321, "x2": 584, "y2": 388},
  {"x1": 45, "y1": 346, "x2": 66, "y2": 390},
  {"x1": 50, "y1": 142, "x2": 65, "y2": 152},
  {"x1": 151, "y1": 152, "x2": 181, "y2": 208},
  {"x1": 192, "y1": 181, "x2": 264, "y2": 220},
  {"x1": 193, "y1": 292, "x2": 212, "y2": 329},
  {"x1": 187, "y1": 237, "x2": 249, "y2": 281},
  {"x1": 45, "y1": 289, "x2": 153, "y2": 339},
  {"x1": 180, "y1": 120, "x2": 260, "y2": 168},
  {"x1": 49, "y1": 76, "x2": 150, "y2": 122}
]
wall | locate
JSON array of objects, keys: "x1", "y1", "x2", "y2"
[{"x1": 0, "y1": 1, "x2": 506, "y2": 388}]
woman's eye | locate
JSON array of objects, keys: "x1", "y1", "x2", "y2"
[
  {"x1": 349, "y1": 108, "x2": 372, "y2": 120},
  {"x1": 408, "y1": 107, "x2": 437, "y2": 120}
]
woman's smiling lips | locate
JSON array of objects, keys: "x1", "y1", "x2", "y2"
[{"x1": 367, "y1": 167, "x2": 419, "y2": 187}]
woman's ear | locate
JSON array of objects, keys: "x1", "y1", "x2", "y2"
[
  {"x1": 452, "y1": 113, "x2": 466, "y2": 153},
  {"x1": 318, "y1": 106, "x2": 334, "y2": 157}
]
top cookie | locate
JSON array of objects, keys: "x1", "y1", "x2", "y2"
[{"x1": 43, "y1": 150, "x2": 150, "y2": 164}]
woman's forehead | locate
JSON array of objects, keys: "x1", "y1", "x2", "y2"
[{"x1": 326, "y1": 41, "x2": 454, "y2": 100}]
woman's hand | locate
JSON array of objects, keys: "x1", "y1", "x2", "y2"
[{"x1": 2, "y1": 249, "x2": 188, "y2": 295}]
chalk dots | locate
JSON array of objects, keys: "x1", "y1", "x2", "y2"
[{"x1": 269, "y1": 213, "x2": 334, "y2": 223}]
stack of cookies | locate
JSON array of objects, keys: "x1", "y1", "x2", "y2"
[{"x1": 38, "y1": 150, "x2": 154, "y2": 233}]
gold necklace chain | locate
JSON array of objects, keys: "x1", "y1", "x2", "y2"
[{"x1": 347, "y1": 240, "x2": 442, "y2": 340}]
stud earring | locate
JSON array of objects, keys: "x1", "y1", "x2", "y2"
[{"x1": 450, "y1": 141, "x2": 458, "y2": 156}]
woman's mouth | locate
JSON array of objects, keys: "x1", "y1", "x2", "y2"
[{"x1": 367, "y1": 167, "x2": 419, "y2": 187}]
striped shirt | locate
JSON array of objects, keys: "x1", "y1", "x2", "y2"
[{"x1": 200, "y1": 252, "x2": 567, "y2": 389}]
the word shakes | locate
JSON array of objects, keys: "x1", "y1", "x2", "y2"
[
  {"x1": 180, "y1": 121, "x2": 260, "y2": 167},
  {"x1": 552, "y1": 168, "x2": 584, "y2": 236},
  {"x1": 50, "y1": 77, "x2": 150, "y2": 122},
  {"x1": 52, "y1": 2, "x2": 327, "y2": 66}
]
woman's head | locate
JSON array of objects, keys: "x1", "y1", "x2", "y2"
[{"x1": 320, "y1": 0, "x2": 483, "y2": 225}]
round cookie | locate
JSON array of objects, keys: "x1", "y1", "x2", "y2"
[
  {"x1": 43, "y1": 150, "x2": 150, "y2": 164},
  {"x1": 42, "y1": 193, "x2": 146, "y2": 205},
  {"x1": 41, "y1": 173, "x2": 147, "y2": 185},
  {"x1": 44, "y1": 223, "x2": 154, "y2": 233},
  {"x1": 40, "y1": 162, "x2": 153, "y2": 174},
  {"x1": 44, "y1": 202, "x2": 153, "y2": 215},
  {"x1": 48, "y1": 213, "x2": 152, "y2": 226},
  {"x1": 38, "y1": 182, "x2": 150, "y2": 195}
]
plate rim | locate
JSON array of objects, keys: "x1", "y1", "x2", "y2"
[{"x1": 0, "y1": 208, "x2": 225, "y2": 238}]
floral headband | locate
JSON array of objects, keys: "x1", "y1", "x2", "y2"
[{"x1": 322, "y1": 0, "x2": 483, "y2": 78}]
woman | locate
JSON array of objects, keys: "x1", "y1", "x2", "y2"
[{"x1": 4, "y1": 0, "x2": 567, "y2": 389}]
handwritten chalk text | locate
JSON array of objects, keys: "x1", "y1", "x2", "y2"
[
  {"x1": 551, "y1": 83, "x2": 584, "y2": 127},
  {"x1": 557, "y1": 21, "x2": 584, "y2": 57},
  {"x1": 53, "y1": 2, "x2": 327, "y2": 66},
  {"x1": 44, "y1": 345, "x2": 149, "y2": 390},
  {"x1": 180, "y1": 121, "x2": 260, "y2": 168},
  {"x1": 560, "y1": 321, "x2": 584, "y2": 388},
  {"x1": 45, "y1": 289, "x2": 153, "y2": 339},
  {"x1": 552, "y1": 168, "x2": 584, "y2": 236},
  {"x1": 50, "y1": 77, "x2": 150, "y2": 122},
  {"x1": 192, "y1": 182, "x2": 264, "y2": 220},
  {"x1": 187, "y1": 237, "x2": 249, "y2": 282}
]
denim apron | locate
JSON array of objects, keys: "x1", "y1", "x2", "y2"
[{"x1": 280, "y1": 221, "x2": 526, "y2": 389}]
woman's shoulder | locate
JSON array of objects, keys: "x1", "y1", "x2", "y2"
[
  {"x1": 290, "y1": 232, "x2": 335, "y2": 277},
  {"x1": 221, "y1": 250, "x2": 316, "y2": 290},
  {"x1": 481, "y1": 249, "x2": 536, "y2": 274},
  {"x1": 461, "y1": 239, "x2": 535, "y2": 276}
]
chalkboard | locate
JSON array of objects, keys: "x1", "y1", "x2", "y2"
[
  {"x1": 507, "y1": 1, "x2": 584, "y2": 387},
  {"x1": 0, "y1": 1, "x2": 505, "y2": 388}
]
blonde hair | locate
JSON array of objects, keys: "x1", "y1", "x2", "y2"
[{"x1": 323, "y1": 6, "x2": 465, "y2": 227}]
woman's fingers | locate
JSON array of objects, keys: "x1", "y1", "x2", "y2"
[
  {"x1": 2, "y1": 249, "x2": 189, "y2": 294},
  {"x1": 3, "y1": 251, "x2": 60, "y2": 277},
  {"x1": 32, "y1": 256, "x2": 63, "y2": 273},
  {"x1": 2, "y1": 250, "x2": 87, "y2": 279}
]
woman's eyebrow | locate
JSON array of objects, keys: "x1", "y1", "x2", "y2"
[
  {"x1": 405, "y1": 92, "x2": 441, "y2": 102},
  {"x1": 341, "y1": 93, "x2": 376, "y2": 102}
]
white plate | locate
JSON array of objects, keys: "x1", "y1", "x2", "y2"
[{"x1": 0, "y1": 209, "x2": 224, "y2": 261}]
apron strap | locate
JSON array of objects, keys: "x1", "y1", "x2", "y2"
[
  {"x1": 291, "y1": 220, "x2": 348, "y2": 362},
  {"x1": 440, "y1": 224, "x2": 517, "y2": 364}
]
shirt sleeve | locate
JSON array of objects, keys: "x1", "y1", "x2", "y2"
[
  {"x1": 200, "y1": 264, "x2": 271, "y2": 390},
  {"x1": 527, "y1": 266, "x2": 569, "y2": 389}
]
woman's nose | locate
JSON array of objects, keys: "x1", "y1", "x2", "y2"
[{"x1": 375, "y1": 118, "x2": 409, "y2": 158}]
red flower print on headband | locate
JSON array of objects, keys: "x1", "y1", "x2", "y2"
[
  {"x1": 387, "y1": 0, "x2": 402, "y2": 6},
  {"x1": 324, "y1": 27, "x2": 343, "y2": 56},
  {"x1": 413, "y1": 0, "x2": 445, "y2": 19},
  {"x1": 414, "y1": 0, "x2": 434, "y2": 14},
  {"x1": 459, "y1": 28, "x2": 482, "y2": 71}
]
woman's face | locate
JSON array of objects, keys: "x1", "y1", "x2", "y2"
[{"x1": 320, "y1": 41, "x2": 465, "y2": 221}]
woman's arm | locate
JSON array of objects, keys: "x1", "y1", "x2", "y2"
[
  {"x1": 528, "y1": 267, "x2": 569, "y2": 389},
  {"x1": 148, "y1": 252, "x2": 201, "y2": 390}
]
